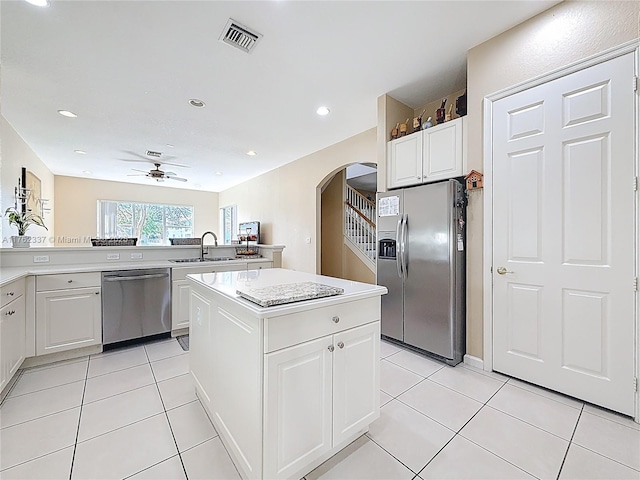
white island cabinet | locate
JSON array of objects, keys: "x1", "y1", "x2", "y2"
[{"x1": 187, "y1": 268, "x2": 387, "y2": 480}]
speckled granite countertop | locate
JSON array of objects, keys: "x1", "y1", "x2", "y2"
[{"x1": 237, "y1": 281, "x2": 344, "y2": 307}]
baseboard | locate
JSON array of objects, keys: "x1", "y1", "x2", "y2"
[{"x1": 463, "y1": 354, "x2": 484, "y2": 370}]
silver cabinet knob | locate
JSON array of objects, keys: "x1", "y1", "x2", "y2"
[
  {"x1": 328, "y1": 345, "x2": 335, "y2": 352},
  {"x1": 337, "y1": 341, "x2": 344, "y2": 349},
  {"x1": 496, "y1": 267, "x2": 514, "y2": 275},
  {"x1": 332, "y1": 316, "x2": 340, "y2": 323},
  {"x1": 67, "y1": 280, "x2": 73, "y2": 283}
]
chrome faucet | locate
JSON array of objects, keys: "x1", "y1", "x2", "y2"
[{"x1": 201, "y1": 231, "x2": 218, "y2": 260}]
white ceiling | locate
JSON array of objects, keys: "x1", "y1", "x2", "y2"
[{"x1": 1, "y1": 0, "x2": 558, "y2": 192}]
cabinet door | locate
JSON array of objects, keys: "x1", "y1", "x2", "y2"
[
  {"x1": 333, "y1": 322, "x2": 380, "y2": 446},
  {"x1": 264, "y1": 336, "x2": 333, "y2": 480},
  {"x1": 388, "y1": 133, "x2": 423, "y2": 189},
  {"x1": 423, "y1": 118, "x2": 463, "y2": 182},
  {"x1": 171, "y1": 280, "x2": 190, "y2": 330},
  {"x1": 1, "y1": 295, "x2": 26, "y2": 392},
  {"x1": 36, "y1": 287, "x2": 101, "y2": 355}
]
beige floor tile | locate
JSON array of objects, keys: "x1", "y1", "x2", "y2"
[
  {"x1": 380, "y1": 390, "x2": 393, "y2": 407},
  {"x1": 0, "y1": 408, "x2": 80, "y2": 471},
  {"x1": 87, "y1": 346, "x2": 148, "y2": 378},
  {"x1": 0, "y1": 446, "x2": 74, "y2": 480},
  {"x1": 157, "y1": 373, "x2": 197, "y2": 410},
  {"x1": 367, "y1": 399, "x2": 454, "y2": 473},
  {"x1": 72, "y1": 414, "x2": 177, "y2": 479},
  {"x1": 0, "y1": 381, "x2": 84, "y2": 428},
  {"x1": 559, "y1": 444, "x2": 640, "y2": 480},
  {"x1": 307, "y1": 435, "x2": 414, "y2": 480},
  {"x1": 488, "y1": 383, "x2": 581, "y2": 440},
  {"x1": 583, "y1": 404, "x2": 640, "y2": 431},
  {"x1": 398, "y1": 379, "x2": 483, "y2": 432},
  {"x1": 380, "y1": 360, "x2": 423, "y2": 397},
  {"x1": 181, "y1": 437, "x2": 241, "y2": 480},
  {"x1": 167, "y1": 400, "x2": 217, "y2": 452},
  {"x1": 429, "y1": 366, "x2": 504, "y2": 403},
  {"x1": 78, "y1": 384, "x2": 164, "y2": 442},
  {"x1": 573, "y1": 412, "x2": 640, "y2": 470},
  {"x1": 150, "y1": 354, "x2": 190, "y2": 382},
  {"x1": 380, "y1": 341, "x2": 403, "y2": 358},
  {"x1": 385, "y1": 350, "x2": 445, "y2": 377},
  {"x1": 419, "y1": 435, "x2": 534, "y2": 479},
  {"x1": 83, "y1": 364, "x2": 155, "y2": 404},
  {"x1": 9, "y1": 360, "x2": 87, "y2": 397},
  {"x1": 460, "y1": 406, "x2": 568, "y2": 479},
  {"x1": 144, "y1": 338, "x2": 186, "y2": 362},
  {"x1": 507, "y1": 378, "x2": 584, "y2": 409}
]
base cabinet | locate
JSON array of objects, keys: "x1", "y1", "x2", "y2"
[
  {"x1": 0, "y1": 279, "x2": 26, "y2": 393},
  {"x1": 264, "y1": 322, "x2": 379, "y2": 479},
  {"x1": 36, "y1": 273, "x2": 102, "y2": 355}
]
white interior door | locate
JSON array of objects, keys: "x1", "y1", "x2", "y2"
[{"x1": 492, "y1": 52, "x2": 636, "y2": 415}]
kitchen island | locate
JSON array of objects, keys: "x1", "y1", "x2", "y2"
[{"x1": 187, "y1": 268, "x2": 387, "y2": 480}]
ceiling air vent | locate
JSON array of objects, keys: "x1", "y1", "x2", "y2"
[
  {"x1": 220, "y1": 19, "x2": 262, "y2": 54},
  {"x1": 145, "y1": 150, "x2": 162, "y2": 158}
]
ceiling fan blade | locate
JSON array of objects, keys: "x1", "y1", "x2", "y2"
[
  {"x1": 119, "y1": 158, "x2": 157, "y2": 164},
  {"x1": 168, "y1": 176, "x2": 188, "y2": 182},
  {"x1": 131, "y1": 168, "x2": 149, "y2": 173},
  {"x1": 122, "y1": 150, "x2": 152, "y2": 161},
  {"x1": 127, "y1": 174, "x2": 148, "y2": 177},
  {"x1": 164, "y1": 171, "x2": 177, "y2": 176},
  {"x1": 159, "y1": 160, "x2": 190, "y2": 168}
]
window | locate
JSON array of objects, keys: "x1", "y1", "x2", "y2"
[
  {"x1": 98, "y1": 200, "x2": 194, "y2": 245},
  {"x1": 219, "y1": 205, "x2": 237, "y2": 244}
]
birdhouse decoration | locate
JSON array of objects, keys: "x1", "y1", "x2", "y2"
[{"x1": 465, "y1": 170, "x2": 483, "y2": 190}]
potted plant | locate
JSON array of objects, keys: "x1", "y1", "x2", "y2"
[{"x1": 4, "y1": 207, "x2": 47, "y2": 248}]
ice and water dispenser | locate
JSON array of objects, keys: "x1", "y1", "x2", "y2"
[{"x1": 378, "y1": 235, "x2": 396, "y2": 259}]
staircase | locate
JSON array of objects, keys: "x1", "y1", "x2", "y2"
[{"x1": 344, "y1": 184, "x2": 376, "y2": 271}]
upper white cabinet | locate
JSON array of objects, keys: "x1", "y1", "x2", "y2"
[
  {"x1": 1, "y1": 278, "x2": 26, "y2": 393},
  {"x1": 388, "y1": 132, "x2": 423, "y2": 188},
  {"x1": 36, "y1": 273, "x2": 101, "y2": 355},
  {"x1": 387, "y1": 117, "x2": 464, "y2": 189}
]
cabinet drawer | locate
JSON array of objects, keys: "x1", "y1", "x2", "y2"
[
  {"x1": 37, "y1": 272, "x2": 101, "y2": 291},
  {"x1": 1, "y1": 279, "x2": 25, "y2": 308},
  {"x1": 264, "y1": 298, "x2": 380, "y2": 353}
]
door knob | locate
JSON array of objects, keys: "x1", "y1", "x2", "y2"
[{"x1": 496, "y1": 267, "x2": 514, "y2": 275}]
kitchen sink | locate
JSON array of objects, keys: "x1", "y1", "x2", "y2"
[{"x1": 170, "y1": 257, "x2": 235, "y2": 263}]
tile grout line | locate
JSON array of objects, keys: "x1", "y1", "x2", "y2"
[
  {"x1": 144, "y1": 344, "x2": 190, "y2": 480},
  {"x1": 68, "y1": 354, "x2": 91, "y2": 480},
  {"x1": 555, "y1": 403, "x2": 584, "y2": 480}
]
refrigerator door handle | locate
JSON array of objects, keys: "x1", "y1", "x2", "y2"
[
  {"x1": 395, "y1": 216, "x2": 404, "y2": 278},
  {"x1": 402, "y1": 213, "x2": 409, "y2": 279}
]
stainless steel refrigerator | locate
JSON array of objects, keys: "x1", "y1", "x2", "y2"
[{"x1": 376, "y1": 179, "x2": 465, "y2": 365}]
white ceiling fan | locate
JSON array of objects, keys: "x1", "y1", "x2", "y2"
[{"x1": 128, "y1": 163, "x2": 188, "y2": 183}]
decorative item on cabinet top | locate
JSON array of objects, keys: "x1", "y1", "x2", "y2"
[{"x1": 465, "y1": 170, "x2": 483, "y2": 190}]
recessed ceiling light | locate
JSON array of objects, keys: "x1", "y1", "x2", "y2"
[
  {"x1": 188, "y1": 99, "x2": 205, "y2": 108},
  {"x1": 316, "y1": 106, "x2": 330, "y2": 116},
  {"x1": 58, "y1": 110, "x2": 77, "y2": 118},
  {"x1": 74, "y1": 150, "x2": 86, "y2": 155},
  {"x1": 215, "y1": 171, "x2": 222, "y2": 176},
  {"x1": 246, "y1": 150, "x2": 257, "y2": 156},
  {"x1": 193, "y1": 183, "x2": 202, "y2": 188},
  {"x1": 166, "y1": 144, "x2": 175, "y2": 148},
  {"x1": 24, "y1": 0, "x2": 50, "y2": 7},
  {"x1": 82, "y1": 170, "x2": 92, "y2": 175}
]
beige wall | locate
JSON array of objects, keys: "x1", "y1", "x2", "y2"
[
  {"x1": 219, "y1": 128, "x2": 377, "y2": 273},
  {"x1": 344, "y1": 246, "x2": 375, "y2": 284},
  {"x1": 466, "y1": 0, "x2": 640, "y2": 359},
  {"x1": 413, "y1": 88, "x2": 467, "y2": 127},
  {"x1": 54, "y1": 176, "x2": 218, "y2": 246},
  {"x1": 1, "y1": 116, "x2": 55, "y2": 245},
  {"x1": 321, "y1": 170, "x2": 345, "y2": 278}
]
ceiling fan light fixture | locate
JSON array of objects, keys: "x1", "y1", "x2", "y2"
[
  {"x1": 58, "y1": 110, "x2": 77, "y2": 118},
  {"x1": 188, "y1": 99, "x2": 205, "y2": 108}
]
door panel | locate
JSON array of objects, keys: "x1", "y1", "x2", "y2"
[{"x1": 492, "y1": 53, "x2": 635, "y2": 415}]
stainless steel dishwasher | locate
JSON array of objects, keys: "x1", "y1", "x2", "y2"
[{"x1": 102, "y1": 268, "x2": 171, "y2": 347}]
